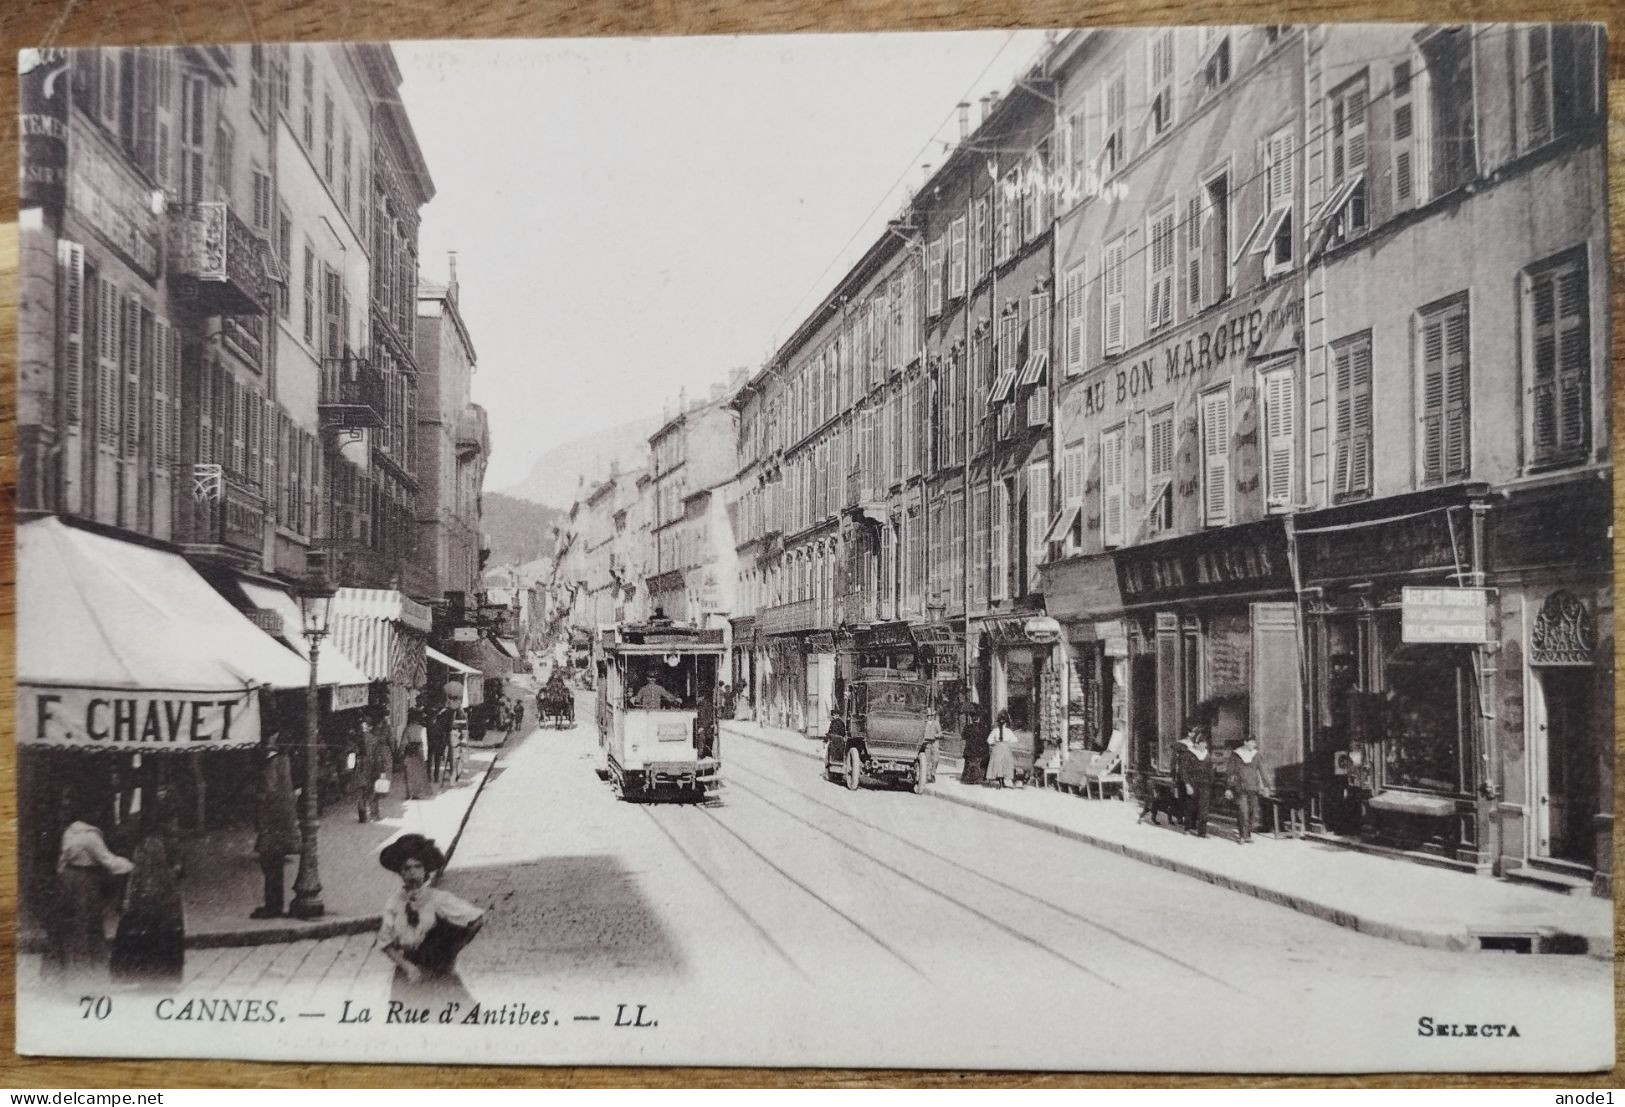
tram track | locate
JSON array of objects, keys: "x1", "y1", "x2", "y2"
[{"x1": 722, "y1": 753, "x2": 1245, "y2": 994}]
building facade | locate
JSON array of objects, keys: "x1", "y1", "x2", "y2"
[{"x1": 414, "y1": 260, "x2": 488, "y2": 604}]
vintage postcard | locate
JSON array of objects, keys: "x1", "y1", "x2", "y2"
[{"x1": 13, "y1": 25, "x2": 1614, "y2": 1071}]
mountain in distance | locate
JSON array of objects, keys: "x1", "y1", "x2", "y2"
[
  {"x1": 500, "y1": 412, "x2": 663, "y2": 508},
  {"x1": 481, "y1": 493, "x2": 566, "y2": 570}
]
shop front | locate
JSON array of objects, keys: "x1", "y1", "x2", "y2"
[
  {"x1": 1042, "y1": 552, "x2": 1128, "y2": 774},
  {"x1": 1483, "y1": 477, "x2": 1612, "y2": 895},
  {"x1": 1296, "y1": 486, "x2": 1495, "y2": 870},
  {"x1": 977, "y1": 616, "x2": 1058, "y2": 769},
  {"x1": 804, "y1": 632, "x2": 837, "y2": 736},
  {"x1": 328, "y1": 588, "x2": 432, "y2": 738},
  {"x1": 1110, "y1": 519, "x2": 1301, "y2": 799},
  {"x1": 759, "y1": 634, "x2": 807, "y2": 732},
  {"x1": 16, "y1": 517, "x2": 312, "y2": 932},
  {"x1": 729, "y1": 616, "x2": 755, "y2": 717}
]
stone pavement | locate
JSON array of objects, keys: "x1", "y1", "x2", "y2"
[{"x1": 722, "y1": 718, "x2": 1614, "y2": 959}]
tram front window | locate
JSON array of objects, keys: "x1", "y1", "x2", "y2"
[{"x1": 624, "y1": 656, "x2": 696, "y2": 710}]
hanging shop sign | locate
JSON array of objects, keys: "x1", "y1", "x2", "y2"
[
  {"x1": 331, "y1": 685, "x2": 373, "y2": 711},
  {"x1": 1529, "y1": 590, "x2": 1595, "y2": 666},
  {"x1": 1023, "y1": 616, "x2": 1062, "y2": 645},
  {"x1": 20, "y1": 687, "x2": 260, "y2": 751},
  {"x1": 1114, "y1": 519, "x2": 1292, "y2": 606},
  {"x1": 19, "y1": 49, "x2": 70, "y2": 209},
  {"x1": 1401, "y1": 587, "x2": 1494, "y2": 645},
  {"x1": 452, "y1": 626, "x2": 479, "y2": 642}
]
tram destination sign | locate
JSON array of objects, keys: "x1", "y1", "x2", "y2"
[{"x1": 1401, "y1": 587, "x2": 1494, "y2": 644}]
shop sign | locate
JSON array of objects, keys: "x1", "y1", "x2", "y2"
[
  {"x1": 20, "y1": 686, "x2": 260, "y2": 751},
  {"x1": 1299, "y1": 508, "x2": 1459, "y2": 583},
  {"x1": 1115, "y1": 519, "x2": 1292, "y2": 606},
  {"x1": 452, "y1": 627, "x2": 479, "y2": 642},
  {"x1": 331, "y1": 684, "x2": 372, "y2": 711},
  {"x1": 1092, "y1": 621, "x2": 1128, "y2": 657},
  {"x1": 1529, "y1": 590, "x2": 1595, "y2": 666},
  {"x1": 1024, "y1": 616, "x2": 1062, "y2": 645},
  {"x1": 859, "y1": 622, "x2": 914, "y2": 651},
  {"x1": 1077, "y1": 292, "x2": 1303, "y2": 417},
  {"x1": 19, "y1": 49, "x2": 70, "y2": 209},
  {"x1": 68, "y1": 134, "x2": 162, "y2": 279},
  {"x1": 1401, "y1": 587, "x2": 1493, "y2": 645}
]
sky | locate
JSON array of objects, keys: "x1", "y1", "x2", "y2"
[{"x1": 393, "y1": 31, "x2": 1053, "y2": 490}]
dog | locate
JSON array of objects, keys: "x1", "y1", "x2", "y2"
[{"x1": 1137, "y1": 777, "x2": 1184, "y2": 827}]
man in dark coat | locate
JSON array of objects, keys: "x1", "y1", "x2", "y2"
[
  {"x1": 1229, "y1": 735, "x2": 1270, "y2": 843},
  {"x1": 252, "y1": 732, "x2": 300, "y2": 918},
  {"x1": 351, "y1": 711, "x2": 391, "y2": 822}
]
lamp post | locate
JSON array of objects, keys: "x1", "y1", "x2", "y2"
[{"x1": 289, "y1": 552, "x2": 337, "y2": 920}]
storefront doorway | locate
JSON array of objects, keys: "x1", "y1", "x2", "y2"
[{"x1": 1532, "y1": 667, "x2": 1597, "y2": 867}]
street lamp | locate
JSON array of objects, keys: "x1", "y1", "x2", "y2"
[{"x1": 289, "y1": 552, "x2": 337, "y2": 920}]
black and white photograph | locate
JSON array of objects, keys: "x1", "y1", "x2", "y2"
[{"x1": 12, "y1": 24, "x2": 1615, "y2": 1072}]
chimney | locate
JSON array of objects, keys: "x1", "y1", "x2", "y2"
[
  {"x1": 447, "y1": 251, "x2": 459, "y2": 303},
  {"x1": 982, "y1": 92, "x2": 999, "y2": 121},
  {"x1": 958, "y1": 101, "x2": 971, "y2": 139}
]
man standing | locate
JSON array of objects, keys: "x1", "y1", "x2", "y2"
[
  {"x1": 252, "y1": 731, "x2": 300, "y2": 919},
  {"x1": 1230, "y1": 735, "x2": 1270, "y2": 843},
  {"x1": 634, "y1": 674, "x2": 681, "y2": 710},
  {"x1": 351, "y1": 710, "x2": 389, "y2": 823}
]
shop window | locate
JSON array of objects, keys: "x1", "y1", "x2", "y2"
[
  {"x1": 1524, "y1": 247, "x2": 1590, "y2": 469},
  {"x1": 1418, "y1": 296, "x2": 1470, "y2": 484},
  {"x1": 1003, "y1": 648, "x2": 1035, "y2": 733},
  {"x1": 1376, "y1": 618, "x2": 1468, "y2": 794}
]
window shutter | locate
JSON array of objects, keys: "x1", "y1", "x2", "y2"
[
  {"x1": 264, "y1": 401, "x2": 279, "y2": 520},
  {"x1": 96, "y1": 279, "x2": 119, "y2": 451},
  {"x1": 1264, "y1": 370, "x2": 1295, "y2": 507},
  {"x1": 1027, "y1": 460, "x2": 1048, "y2": 590},
  {"x1": 991, "y1": 483, "x2": 1008, "y2": 601},
  {"x1": 1350, "y1": 341, "x2": 1373, "y2": 492},
  {"x1": 1102, "y1": 431, "x2": 1124, "y2": 547},
  {"x1": 927, "y1": 239, "x2": 945, "y2": 316},
  {"x1": 152, "y1": 318, "x2": 170, "y2": 467},
  {"x1": 1344, "y1": 86, "x2": 1368, "y2": 176},
  {"x1": 1420, "y1": 316, "x2": 1445, "y2": 482},
  {"x1": 1149, "y1": 412, "x2": 1173, "y2": 481},
  {"x1": 121, "y1": 295, "x2": 141, "y2": 459},
  {"x1": 1524, "y1": 27, "x2": 1553, "y2": 149},
  {"x1": 1185, "y1": 196, "x2": 1203, "y2": 309},
  {"x1": 1333, "y1": 344, "x2": 1353, "y2": 494},
  {"x1": 1553, "y1": 261, "x2": 1590, "y2": 455},
  {"x1": 1104, "y1": 242, "x2": 1126, "y2": 353},
  {"x1": 213, "y1": 366, "x2": 229, "y2": 472},
  {"x1": 1201, "y1": 388, "x2": 1231, "y2": 525},
  {"x1": 1441, "y1": 307, "x2": 1470, "y2": 478},
  {"x1": 196, "y1": 355, "x2": 214, "y2": 466},
  {"x1": 57, "y1": 241, "x2": 85, "y2": 426},
  {"x1": 1391, "y1": 60, "x2": 1417, "y2": 208},
  {"x1": 168, "y1": 327, "x2": 182, "y2": 468},
  {"x1": 247, "y1": 387, "x2": 263, "y2": 488},
  {"x1": 950, "y1": 217, "x2": 968, "y2": 297},
  {"x1": 1064, "y1": 444, "x2": 1085, "y2": 507},
  {"x1": 1063, "y1": 264, "x2": 1086, "y2": 374}
]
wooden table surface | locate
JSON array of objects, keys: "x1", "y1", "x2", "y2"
[{"x1": 0, "y1": 0, "x2": 1621, "y2": 1088}]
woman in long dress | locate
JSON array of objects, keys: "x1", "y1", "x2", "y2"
[
  {"x1": 51, "y1": 810, "x2": 134, "y2": 984},
  {"x1": 111, "y1": 835, "x2": 185, "y2": 987},
  {"x1": 399, "y1": 708, "x2": 431, "y2": 800},
  {"x1": 376, "y1": 834, "x2": 487, "y2": 1005}
]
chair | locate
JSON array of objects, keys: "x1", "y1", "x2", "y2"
[{"x1": 1081, "y1": 731, "x2": 1126, "y2": 800}]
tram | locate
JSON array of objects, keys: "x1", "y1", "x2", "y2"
[{"x1": 595, "y1": 621, "x2": 726, "y2": 800}]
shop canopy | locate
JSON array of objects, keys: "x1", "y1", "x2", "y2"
[
  {"x1": 17, "y1": 517, "x2": 310, "y2": 752},
  {"x1": 328, "y1": 588, "x2": 432, "y2": 688},
  {"x1": 238, "y1": 580, "x2": 373, "y2": 705},
  {"x1": 426, "y1": 646, "x2": 480, "y2": 676}
]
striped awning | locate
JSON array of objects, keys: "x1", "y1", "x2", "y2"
[
  {"x1": 328, "y1": 589, "x2": 429, "y2": 691},
  {"x1": 239, "y1": 581, "x2": 372, "y2": 693}
]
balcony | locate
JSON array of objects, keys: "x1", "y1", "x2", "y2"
[
  {"x1": 757, "y1": 598, "x2": 818, "y2": 636},
  {"x1": 844, "y1": 469, "x2": 887, "y2": 526},
  {"x1": 168, "y1": 202, "x2": 275, "y2": 316},
  {"x1": 320, "y1": 352, "x2": 386, "y2": 429},
  {"x1": 178, "y1": 469, "x2": 265, "y2": 564}
]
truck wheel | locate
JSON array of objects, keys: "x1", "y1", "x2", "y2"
[{"x1": 845, "y1": 747, "x2": 862, "y2": 791}]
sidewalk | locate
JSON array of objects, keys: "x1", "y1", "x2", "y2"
[
  {"x1": 722, "y1": 718, "x2": 1613, "y2": 959},
  {"x1": 20, "y1": 733, "x2": 513, "y2": 953}
]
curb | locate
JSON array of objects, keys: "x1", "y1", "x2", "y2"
[
  {"x1": 724, "y1": 723, "x2": 1611, "y2": 960},
  {"x1": 184, "y1": 745, "x2": 509, "y2": 951}
]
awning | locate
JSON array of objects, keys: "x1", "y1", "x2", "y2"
[
  {"x1": 426, "y1": 646, "x2": 480, "y2": 675},
  {"x1": 1312, "y1": 174, "x2": 1363, "y2": 228},
  {"x1": 988, "y1": 369, "x2": 1018, "y2": 404},
  {"x1": 494, "y1": 637, "x2": 520, "y2": 659},
  {"x1": 1245, "y1": 206, "x2": 1291, "y2": 258},
  {"x1": 452, "y1": 636, "x2": 518, "y2": 680},
  {"x1": 238, "y1": 581, "x2": 373, "y2": 699},
  {"x1": 17, "y1": 518, "x2": 311, "y2": 751},
  {"x1": 329, "y1": 588, "x2": 429, "y2": 690},
  {"x1": 1017, "y1": 349, "x2": 1049, "y2": 388},
  {"x1": 1043, "y1": 504, "x2": 1082, "y2": 544}
]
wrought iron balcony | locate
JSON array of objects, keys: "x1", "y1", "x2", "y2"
[
  {"x1": 757, "y1": 598, "x2": 818, "y2": 635},
  {"x1": 320, "y1": 351, "x2": 386, "y2": 429},
  {"x1": 178, "y1": 468, "x2": 266, "y2": 562},
  {"x1": 168, "y1": 201, "x2": 275, "y2": 316}
]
